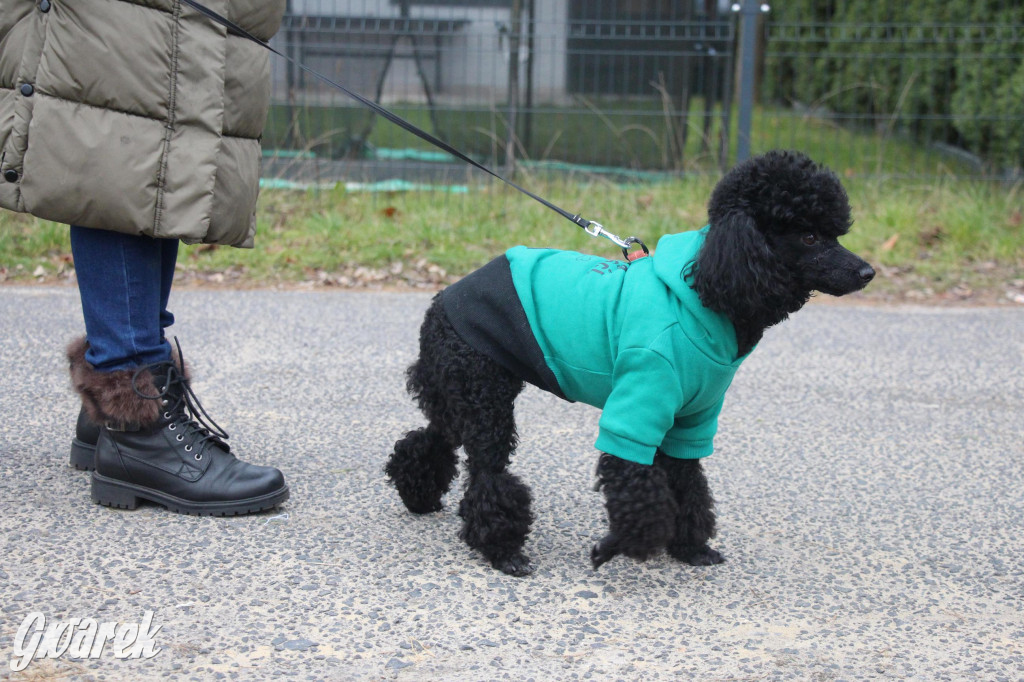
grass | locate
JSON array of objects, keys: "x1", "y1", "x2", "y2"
[
  {"x1": 839, "y1": 178, "x2": 1024, "y2": 298},
  {"x1": 264, "y1": 99, "x2": 725, "y2": 169},
  {"x1": 2, "y1": 102, "x2": 1021, "y2": 300},
  {"x1": 2, "y1": 172, "x2": 1021, "y2": 303},
  {"x1": 264, "y1": 99, "x2": 982, "y2": 178}
]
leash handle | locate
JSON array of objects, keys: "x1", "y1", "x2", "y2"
[{"x1": 180, "y1": 0, "x2": 646, "y2": 258}]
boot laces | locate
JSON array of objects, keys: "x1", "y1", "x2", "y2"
[{"x1": 131, "y1": 340, "x2": 229, "y2": 459}]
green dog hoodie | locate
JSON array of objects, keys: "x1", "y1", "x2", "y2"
[{"x1": 440, "y1": 227, "x2": 749, "y2": 465}]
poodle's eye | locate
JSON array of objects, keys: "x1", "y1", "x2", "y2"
[{"x1": 801, "y1": 233, "x2": 819, "y2": 246}]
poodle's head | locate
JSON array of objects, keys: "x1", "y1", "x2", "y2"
[{"x1": 691, "y1": 150, "x2": 874, "y2": 333}]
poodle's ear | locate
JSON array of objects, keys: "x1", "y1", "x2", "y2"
[{"x1": 691, "y1": 212, "x2": 787, "y2": 314}]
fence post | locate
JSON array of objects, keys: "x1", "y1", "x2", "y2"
[
  {"x1": 505, "y1": 0, "x2": 523, "y2": 176},
  {"x1": 733, "y1": 1, "x2": 768, "y2": 164}
]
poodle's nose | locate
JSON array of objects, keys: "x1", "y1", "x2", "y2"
[{"x1": 859, "y1": 264, "x2": 876, "y2": 283}]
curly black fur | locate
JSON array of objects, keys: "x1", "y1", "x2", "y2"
[
  {"x1": 690, "y1": 150, "x2": 874, "y2": 356},
  {"x1": 458, "y1": 470, "x2": 534, "y2": 576},
  {"x1": 385, "y1": 426, "x2": 457, "y2": 514},
  {"x1": 591, "y1": 454, "x2": 678, "y2": 568},
  {"x1": 655, "y1": 453, "x2": 724, "y2": 566},
  {"x1": 385, "y1": 298, "x2": 535, "y2": 575},
  {"x1": 387, "y1": 150, "x2": 874, "y2": 575}
]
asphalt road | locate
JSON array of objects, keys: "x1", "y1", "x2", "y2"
[{"x1": 1, "y1": 286, "x2": 1022, "y2": 681}]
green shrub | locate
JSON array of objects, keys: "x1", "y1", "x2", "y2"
[
  {"x1": 764, "y1": 0, "x2": 1023, "y2": 172},
  {"x1": 951, "y1": 2, "x2": 1024, "y2": 170}
]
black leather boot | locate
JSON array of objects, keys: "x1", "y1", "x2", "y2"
[
  {"x1": 70, "y1": 407, "x2": 101, "y2": 471},
  {"x1": 68, "y1": 339, "x2": 289, "y2": 516}
]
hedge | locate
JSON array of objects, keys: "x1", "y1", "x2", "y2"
[{"x1": 763, "y1": 0, "x2": 1023, "y2": 171}]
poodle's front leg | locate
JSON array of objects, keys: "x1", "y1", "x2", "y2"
[
  {"x1": 591, "y1": 454, "x2": 678, "y2": 569},
  {"x1": 654, "y1": 453, "x2": 725, "y2": 566}
]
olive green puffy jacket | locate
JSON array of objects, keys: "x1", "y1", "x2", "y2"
[{"x1": 0, "y1": 0, "x2": 284, "y2": 247}]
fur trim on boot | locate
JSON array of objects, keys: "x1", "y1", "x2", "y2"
[{"x1": 66, "y1": 336, "x2": 187, "y2": 428}]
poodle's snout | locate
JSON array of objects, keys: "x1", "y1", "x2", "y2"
[{"x1": 812, "y1": 247, "x2": 876, "y2": 296}]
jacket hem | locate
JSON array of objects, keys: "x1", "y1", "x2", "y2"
[{"x1": 594, "y1": 431, "x2": 657, "y2": 466}]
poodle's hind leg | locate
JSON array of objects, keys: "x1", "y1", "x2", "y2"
[
  {"x1": 459, "y1": 467, "x2": 534, "y2": 576},
  {"x1": 655, "y1": 454, "x2": 725, "y2": 566},
  {"x1": 395, "y1": 295, "x2": 532, "y2": 576},
  {"x1": 455, "y1": 369, "x2": 533, "y2": 576},
  {"x1": 386, "y1": 298, "x2": 462, "y2": 514},
  {"x1": 591, "y1": 454, "x2": 678, "y2": 569},
  {"x1": 386, "y1": 425, "x2": 458, "y2": 514}
]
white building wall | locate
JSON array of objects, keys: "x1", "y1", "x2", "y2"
[{"x1": 272, "y1": 0, "x2": 569, "y2": 105}]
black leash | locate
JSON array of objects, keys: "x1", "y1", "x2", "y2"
[{"x1": 180, "y1": 0, "x2": 648, "y2": 259}]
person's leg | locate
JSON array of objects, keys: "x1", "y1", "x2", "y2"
[
  {"x1": 157, "y1": 236, "x2": 178, "y2": 342},
  {"x1": 69, "y1": 225, "x2": 172, "y2": 370},
  {"x1": 65, "y1": 226, "x2": 288, "y2": 515},
  {"x1": 68, "y1": 226, "x2": 174, "y2": 468}
]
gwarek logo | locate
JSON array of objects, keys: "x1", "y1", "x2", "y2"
[{"x1": 10, "y1": 611, "x2": 162, "y2": 672}]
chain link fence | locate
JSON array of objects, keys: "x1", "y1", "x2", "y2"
[
  {"x1": 263, "y1": 1, "x2": 1023, "y2": 185},
  {"x1": 759, "y1": 0, "x2": 1024, "y2": 179}
]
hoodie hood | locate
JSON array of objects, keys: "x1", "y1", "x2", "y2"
[{"x1": 651, "y1": 228, "x2": 745, "y2": 366}]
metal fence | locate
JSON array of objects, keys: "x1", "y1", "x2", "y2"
[
  {"x1": 758, "y1": 1, "x2": 1024, "y2": 179},
  {"x1": 263, "y1": 0, "x2": 1024, "y2": 185}
]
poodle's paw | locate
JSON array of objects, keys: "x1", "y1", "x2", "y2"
[
  {"x1": 397, "y1": 493, "x2": 444, "y2": 515},
  {"x1": 493, "y1": 552, "x2": 534, "y2": 577},
  {"x1": 590, "y1": 535, "x2": 619, "y2": 570},
  {"x1": 669, "y1": 543, "x2": 725, "y2": 566},
  {"x1": 407, "y1": 501, "x2": 444, "y2": 515}
]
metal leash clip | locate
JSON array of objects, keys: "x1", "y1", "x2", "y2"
[{"x1": 584, "y1": 221, "x2": 649, "y2": 261}]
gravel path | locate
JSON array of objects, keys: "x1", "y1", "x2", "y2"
[{"x1": 1, "y1": 286, "x2": 1022, "y2": 680}]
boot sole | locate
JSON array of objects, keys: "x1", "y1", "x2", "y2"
[
  {"x1": 70, "y1": 439, "x2": 96, "y2": 471},
  {"x1": 91, "y1": 473, "x2": 290, "y2": 516}
]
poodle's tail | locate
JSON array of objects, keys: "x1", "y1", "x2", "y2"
[{"x1": 385, "y1": 426, "x2": 458, "y2": 514}]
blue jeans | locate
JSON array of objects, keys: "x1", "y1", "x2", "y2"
[{"x1": 69, "y1": 226, "x2": 178, "y2": 372}]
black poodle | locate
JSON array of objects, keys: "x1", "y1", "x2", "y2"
[{"x1": 385, "y1": 150, "x2": 875, "y2": 576}]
